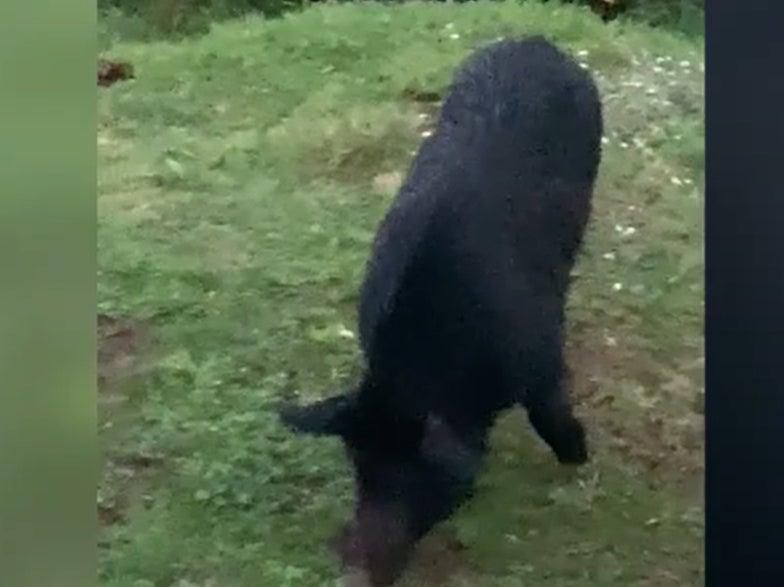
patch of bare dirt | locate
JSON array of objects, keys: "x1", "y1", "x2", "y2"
[
  {"x1": 372, "y1": 171, "x2": 403, "y2": 196},
  {"x1": 408, "y1": 534, "x2": 474, "y2": 586},
  {"x1": 636, "y1": 565, "x2": 704, "y2": 587},
  {"x1": 98, "y1": 453, "x2": 164, "y2": 529},
  {"x1": 98, "y1": 503, "x2": 123, "y2": 527},
  {"x1": 98, "y1": 313, "x2": 151, "y2": 395},
  {"x1": 98, "y1": 314, "x2": 163, "y2": 529},
  {"x1": 565, "y1": 334, "x2": 704, "y2": 494}
]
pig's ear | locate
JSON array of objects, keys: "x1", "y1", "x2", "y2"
[{"x1": 278, "y1": 392, "x2": 358, "y2": 437}]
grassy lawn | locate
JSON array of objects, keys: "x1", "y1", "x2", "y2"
[{"x1": 98, "y1": 2, "x2": 704, "y2": 585}]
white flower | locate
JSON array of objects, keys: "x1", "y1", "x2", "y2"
[
  {"x1": 421, "y1": 130, "x2": 433, "y2": 138},
  {"x1": 603, "y1": 252, "x2": 616, "y2": 261},
  {"x1": 679, "y1": 60, "x2": 691, "y2": 68},
  {"x1": 670, "y1": 176, "x2": 683, "y2": 186},
  {"x1": 612, "y1": 282, "x2": 623, "y2": 292},
  {"x1": 449, "y1": 33, "x2": 460, "y2": 40},
  {"x1": 579, "y1": 62, "x2": 589, "y2": 70},
  {"x1": 622, "y1": 226, "x2": 637, "y2": 237},
  {"x1": 619, "y1": 141, "x2": 629, "y2": 149},
  {"x1": 601, "y1": 136, "x2": 610, "y2": 145},
  {"x1": 577, "y1": 49, "x2": 589, "y2": 58}
]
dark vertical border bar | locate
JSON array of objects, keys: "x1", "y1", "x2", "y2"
[{"x1": 706, "y1": 0, "x2": 784, "y2": 584}]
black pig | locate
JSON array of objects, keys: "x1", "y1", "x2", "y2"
[{"x1": 281, "y1": 35, "x2": 603, "y2": 585}]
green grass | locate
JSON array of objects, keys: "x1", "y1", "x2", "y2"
[{"x1": 98, "y1": 2, "x2": 704, "y2": 585}]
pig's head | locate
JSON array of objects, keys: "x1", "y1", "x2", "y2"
[{"x1": 280, "y1": 392, "x2": 482, "y2": 585}]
